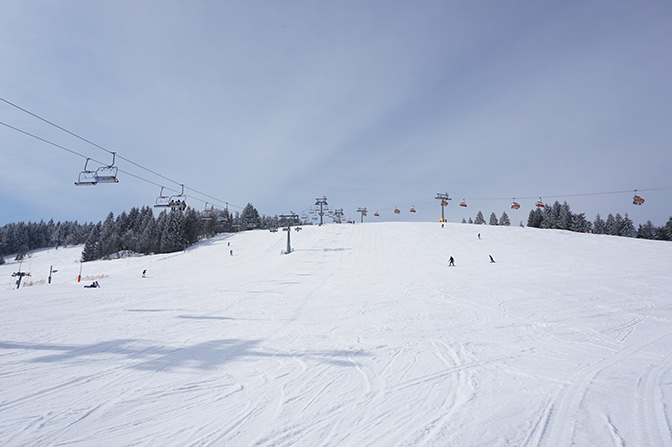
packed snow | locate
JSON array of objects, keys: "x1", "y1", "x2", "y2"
[{"x1": 1, "y1": 222, "x2": 671, "y2": 446}]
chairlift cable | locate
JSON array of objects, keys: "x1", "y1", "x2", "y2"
[{"x1": 0, "y1": 119, "x2": 237, "y2": 209}]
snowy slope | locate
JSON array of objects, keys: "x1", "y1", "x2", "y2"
[{"x1": 1, "y1": 222, "x2": 672, "y2": 446}]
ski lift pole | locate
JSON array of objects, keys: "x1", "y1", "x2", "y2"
[
  {"x1": 435, "y1": 193, "x2": 451, "y2": 222},
  {"x1": 279, "y1": 213, "x2": 300, "y2": 254},
  {"x1": 48, "y1": 265, "x2": 58, "y2": 284},
  {"x1": 315, "y1": 196, "x2": 328, "y2": 226},
  {"x1": 357, "y1": 207, "x2": 367, "y2": 223}
]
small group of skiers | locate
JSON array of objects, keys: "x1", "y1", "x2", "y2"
[{"x1": 448, "y1": 255, "x2": 495, "y2": 267}]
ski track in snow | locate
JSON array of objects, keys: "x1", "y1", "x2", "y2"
[{"x1": 1, "y1": 222, "x2": 672, "y2": 446}]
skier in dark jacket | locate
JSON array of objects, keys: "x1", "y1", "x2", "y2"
[
  {"x1": 489, "y1": 255, "x2": 495, "y2": 263},
  {"x1": 449, "y1": 256, "x2": 455, "y2": 267}
]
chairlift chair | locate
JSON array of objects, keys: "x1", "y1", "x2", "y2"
[
  {"x1": 633, "y1": 190, "x2": 645, "y2": 205},
  {"x1": 394, "y1": 207, "x2": 401, "y2": 214},
  {"x1": 169, "y1": 185, "x2": 187, "y2": 211},
  {"x1": 459, "y1": 200, "x2": 467, "y2": 207},
  {"x1": 410, "y1": 206, "x2": 416, "y2": 213},
  {"x1": 535, "y1": 197, "x2": 545, "y2": 208},
  {"x1": 74, "y1": 158, "x2": 98, "y2": 186},
  {"x1": 374, "y1": 211, "x2": 380, "y2": 217},
  {"x1": 511, "y1": 199, "x2": 521, "y2": 210},
  {"x1": 94, "y1": 152, "x2": 119, "y2": 184},
  {"x1": 441, "y1": 200, "x2": 449, "y2": 206},
  {"x1": 154, "y1": 187, "x2": 171, "y2": 208}
]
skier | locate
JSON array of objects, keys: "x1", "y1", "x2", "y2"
[
  {"x1": 489, "y1": 255, "x2": 495, "y2": 263},
  {"x1": 449, "y1": 256, "x2": 455, "y2": 267},
  {"x1": 230, "y1": 250, "x2": 233, "y2": 256},
  {"x1": 478, "y1": 233, "x2": 481, "y2": 239},
  {"x1": 142, "y1": 269, "x2": 146, "y2": 278}
]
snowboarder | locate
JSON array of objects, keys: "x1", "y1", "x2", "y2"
[
  {"x1": 478, "y1": 233, "x2": 481, "y2": 239},
  {"x1": 230, "y1": 250, "x2": 233, "y2": 256},
  {"x1": 142, "y1": 269, "x2": 146, "y2": 278},
  {"x1": 489, "y1": 255, "x2": 495, "y2": 263},
  {"x1": 449, "y1": 256, "x2": 455, "y2": 267}
]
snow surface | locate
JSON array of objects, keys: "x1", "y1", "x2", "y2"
[{"x1": 1, "y1": 222, "x2": 672, "y2": 446}]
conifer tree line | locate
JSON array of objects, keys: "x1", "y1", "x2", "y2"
[
  {"x1": 463, "y1": 200, "x2": 672, "y2": 241},
  {"x1": 1, "y1": 203, "x2": 280, "y2": 264},
  {"x1": 0, "y1": 220, "x2": 95, "y2": 263}
]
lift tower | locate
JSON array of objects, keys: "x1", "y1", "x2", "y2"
[
  {"x1": 315, "y1": 196, "x2": 328, "y2": 226},
  {"x1": 279, "y1": 213, "x2": 300, "y2": 254},
  {"x1": 357, "y1": 207, "x2": 368, "y2": 223},
  {"x1": 435, "y1": 193, "x2": 451, "y2": 222}
]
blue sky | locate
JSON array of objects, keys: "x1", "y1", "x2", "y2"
[{"x1": 1, "y1": 1, "x2": 671, "y2": 227}]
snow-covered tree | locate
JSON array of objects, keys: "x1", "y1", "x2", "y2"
[
  {"x1": 637, "y1": 221, "x2": 657, "y2": 239},
  {"x1": 570, "y1": 213, "x2": 591, "y2": 233},
  {"x1": 527, "y1": 209, "x2": 543, "y2": 228},
  {"x1": 499, "y1": 212, "x2": 510, "y2": 226},
  {"x1": 593, "y1": 214, "x2": 605, "y2": 234},
  {"x1": 489, "y1": 212, "x2": 498, "y2": 225},
  {"x1": 81, "y1": 223, "x2": 102, "y2": 262},
  {"x1": 605, "y1": 214, "x2": 618, "y2": 235},
  {"x1": 474, "y1": 211, "x2": 485, "y2": 225},
  {"x1": 620, "y1": 213, "x2": 636, "y2": 238},
  {"x1": 240, "y1": 203, "x2": 261, "y2": 230}
]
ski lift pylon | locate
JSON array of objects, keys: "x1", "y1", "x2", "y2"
[
  {"x1": 74, "y1": 158, "x2": 97, "y2": 186},
  {"x1": 94, "y1": 152, "x2": 119, "y2": 184},
  {"x1": 633, "y1": 190, "x2": 645, "y2": 205}
]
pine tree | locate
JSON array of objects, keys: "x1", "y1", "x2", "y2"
[
  {"x1": 527, "y1": 209, "x2": 542, "y2": 228},
  {"x1": 81, "y1": 223, "x2": 102, "y2": 262},
  {"x1": 474, "y1": 211, "x2": 485, "y2": 225},
  {"x1": 637, "y1": 221, "x2": 657, "y2": 239},
  {"x1": 183, "y1": 207, "x2": 202, "y2": 246},
  {"x1": 489, "y1": 212, "x2": 498, "y2": 225},
  {"x1": 605, "y1": 214, "x2": 617, "y2": 235},
  {"x1": 160, "y1": 210, "x2": 186, "y2": 253},
  {"x1": 570, "y1": 213, "x2": 591, "y2": 233},
  {"x1": 559, "y1": 202, "x2": 572, "y2": 230},
  {"x1": 499, "y1": 212, "x2": 510, "y2": 226},
  {"x1": 461, "y1": 218, "x2": 467, "y2": 224},
  {"x1": 664, "y1": 217, "x2": 672, "y2": 241},
  {"x1": 240, "y1": 203, "x2": 261, "y2": 230},
  {"x1": 468, "y1": 217, "x2": 473, "y2": 224},
  {"x1": 99, "y1": 212, "x2": 121, "y2": 259},
  {"x1": 593, "y1": 214, "x2": 605, "y2": 234},
  {"x1": 620, "y1": 213, "x2": 636, "y2": 238}
]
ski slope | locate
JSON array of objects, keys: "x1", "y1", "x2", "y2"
[{"x1": 1, "y1": 222, "x2": 672, "y2": 446}]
